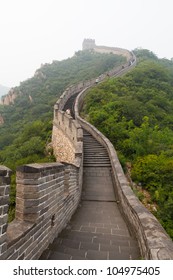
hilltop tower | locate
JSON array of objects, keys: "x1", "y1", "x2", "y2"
[{"x1": 82, "y1": 38, "x2": 96, "y2": 50}]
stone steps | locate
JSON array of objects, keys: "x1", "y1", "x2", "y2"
[{"x1": 83, "y1": 131, "x2": 111, "y2": 167}]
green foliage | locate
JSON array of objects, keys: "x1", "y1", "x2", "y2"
[
  {"x1": 81, "y1": 49, "x2": 173, "y2": 239},
  {"x1": 0, "y1": 49, "x2": 125, "y2": 221}
]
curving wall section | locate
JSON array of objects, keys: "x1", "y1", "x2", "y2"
[
  {"x1": 1, "y1": 46, "x2": 173, "y2": 259},
  {"x1": 52, "y1": 48, "x2": 136, "y2": 164}
]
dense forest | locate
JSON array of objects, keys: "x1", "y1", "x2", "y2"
[
  {"x1": 0, "y1": 50, "x2": 125, "y2": 221},
  {"x1": 81, "y1": 49, "x2": 173, "y2": 239}
]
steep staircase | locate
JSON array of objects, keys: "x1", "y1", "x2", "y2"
[
  {"x1": 83, "y1": 130, "x2": 111, "y2": 168},
  {"x1": 40, "y1": 129, "x2": 141, "y2": 260}
]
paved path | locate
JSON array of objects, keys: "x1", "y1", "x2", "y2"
[{"x1": 40, "y1": 131, "x2": 140, "y2": 260}]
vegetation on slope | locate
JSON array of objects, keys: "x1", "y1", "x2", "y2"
[
  {"x1": 81, "y1": 49, "x2": 173, "y2": 239},
  {"x1": 0, "y1": 49, "x2": 125, "y2": 221},
  {"x1": 0, "y1": 50, "x2": 125, "y2": 169}
]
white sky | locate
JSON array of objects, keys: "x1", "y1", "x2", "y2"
[{"x1": 0, "y1": 0, "x2": 173, "y2": 87}]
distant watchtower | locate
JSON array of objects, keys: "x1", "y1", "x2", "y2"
[{"x1": 82, "y1": 39, "x2": 96, "y2": 50}]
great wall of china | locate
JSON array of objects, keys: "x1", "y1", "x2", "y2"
[{"x1": 0, "y1": 42, "x2": 173, "y2": 260}]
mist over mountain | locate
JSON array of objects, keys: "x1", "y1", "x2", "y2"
[{"x1": 0, "y1": 84, "x2": 10, "y2": 96}]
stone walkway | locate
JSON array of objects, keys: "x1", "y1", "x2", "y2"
[{"x1": 40, "y1": 131, "x2": 141, "y2": 260}]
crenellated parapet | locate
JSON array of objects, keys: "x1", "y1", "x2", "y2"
[
  {"x1": 52, "y1": 110, "x2": 83, "y2": 164},
  {"x1": 94, "y1": 45, "x2": 133, "y2": 60},
  {"x1": 0, "y1": 162, "x2": 82, "y2": 260}
]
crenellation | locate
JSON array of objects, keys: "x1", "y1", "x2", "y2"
[{"x1": 0, "y1": 161, "x2": 82, "y2": 259}]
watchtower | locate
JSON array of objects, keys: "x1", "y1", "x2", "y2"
[{"x1": 82, "y1": 39, "x2": 96, "y2": 50}]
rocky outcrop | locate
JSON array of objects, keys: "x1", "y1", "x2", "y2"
[
  {"x1": 0, "y1": 88, "x2": 18, "y2": 106},
  {"x1": 34, "y1": 69, "x2": 46, "y2": 80}
]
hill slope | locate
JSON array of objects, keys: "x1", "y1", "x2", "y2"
[{"x1": 0, "y1": 50, "x2": 125, "y2": 170}]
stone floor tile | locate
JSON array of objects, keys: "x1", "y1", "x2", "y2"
[
  {"x1": 48, "y1": 251, "x2": 71, "y2": 260},
  {"x1": 86, "y1": 250, "x2": 108, "y2": 260}
]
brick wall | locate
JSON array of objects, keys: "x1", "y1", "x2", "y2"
[
  {"x1": 0, "y1": 166, "x2": 11, "y2": 257},
  {"x1": 0, "y1": 162, "x2": 82, "y2": 260},
  {"x1": 52, "y1": 110, "x2": 83, "y2": 163}
]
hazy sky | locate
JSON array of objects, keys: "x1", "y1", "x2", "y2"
[{"x1": 0, "y1": 0, "x2": 173, "y2": 87}]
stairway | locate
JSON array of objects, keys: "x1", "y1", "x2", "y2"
[
  {"x1": 82, "y1": 130, "x2": 115, "y2": 202},
  {"x1": 83, "y1": 130, "x2": 111, "y2": 168},
  {"x1": 40, "y1": 128, "x2": 141, "y2": 260}
]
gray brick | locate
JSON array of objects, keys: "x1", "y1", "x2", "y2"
[
  {"x1": 80, "y1": 241, "x2": 99, "y2": 251},
  {"x1": 86, "y1": 250, "x2": 108, "y2": 260},
  {"x1": 49, "y1": 251, "x2": 71, "y2": 260}
]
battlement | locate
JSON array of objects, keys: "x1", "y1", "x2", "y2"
[
  {"x1": 52, "y1": 110, "x2": 83, "y2": 164},
  {"x1": 82, "y1": 38, "x2": 96, "y2": 50},
  {"x1": 0, "y1": 162, "x2": 82, "y2": 259}
]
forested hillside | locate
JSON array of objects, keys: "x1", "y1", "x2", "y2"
[
  {"x1": 81, "y1": 49, "x2": 173, "y2": 239},
  {"x1": 0, "y1": 50, "x2": 125, "y2": 170},
  {"x1": 0, "y1": 50, "x2": 125, "y2": 221}
]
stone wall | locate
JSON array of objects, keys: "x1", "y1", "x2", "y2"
[
  {"x1": 0, "y1": 166, "x2": 12, "y2": 257},
  {"x1": 52, "y1": 110, "x2": 83, "y2": 164},
  {"x1": 75, "y1": 88, "x2": 173, "y2": 260},
  {"x1": 94, "y1": 46, "x2": 132, "y2": 60},
  {"x1": 0, "y1": 162, "x2": 82, "y2": 260},
  {"x1": 0, "y1": 45, "x2": 136, "y2": 260}
]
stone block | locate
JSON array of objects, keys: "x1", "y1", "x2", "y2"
[
  {"x1": 0, "y1": 214, "x2": 8, "y2": 226},
  {"x1": 0, "y1": 232, "x2": 7, "y2": 245},
  {"x1": 18, "y1": 238, "x2": 34, "y2": 257},
  {"x1": 15, "y1": 211, "x2": 39, "y2": 222},
  {"x1": 1, "y1": 224, "x2": 8, "y2": 234},
  {"x1": 0, "y1": 186, "x2": 5, "y2": 196},
  {"x1": 2, "y1": 205, "x2": 9, "y2": 215},
  {"x1": 16, "y1": 191, "x2": 40, "y2": 200},
  {"x1": 0, "y1": 196, "x2": 9, "y2": 206},
  {"x1": 7, "y1": 251, "x2": 19, "y2": 260},
  {"x1": 0, "y1": 242, "x2": 7, "y2": 255},
  {"x1": 6, "y1": 220, "x2": 35, "y2": 246},
  {"x1": 16, "y1": 178, "x2": 39, "y2": 185},
  {"x1": 40, "y1": 207, "x2": 49, "y2": 216},
  {"x1": 16, "y1": 184, "x2": 40, "y2": 194}
]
